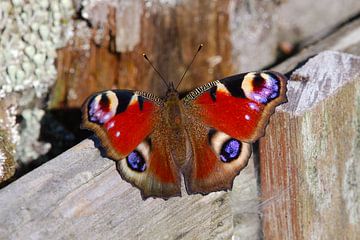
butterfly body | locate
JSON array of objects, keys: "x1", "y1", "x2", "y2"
[
  {"x1": 161, "y1": 91, "x2": 189, "y2": 168},
  {"x1": 82, "y1": 71, "x2": 287, "y2": 199}
]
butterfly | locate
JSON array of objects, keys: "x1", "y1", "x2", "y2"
[{"x1": 81, "y1": 50, "x2": 287, "y2": 200}]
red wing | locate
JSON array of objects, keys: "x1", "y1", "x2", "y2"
[
  {"x1": 82, "y1": 90, "x2": 181, "y2": 199},
  {"x1": 116, "y1": 130, "x2": 182, "y2": 200},
  {"x1": 182, "y1": 71, "x2": 287, "y2": 194},
  {"x1": 81, "y1": 90, "x2": 161, "y2": 160},
  {"x1": 183, "y1": 71, "x2": 287, "y2": 142},
  {"x1": 183, "y1": 122, "x2": 252, "y2": 194}
]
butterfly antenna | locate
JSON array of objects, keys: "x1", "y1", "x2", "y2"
[
  {"x1": 143, "y1": 53, "x2": 169, "y2": 88},
  {"x1": 176, "y1": 44, "x2": 203, "y2": 90}
]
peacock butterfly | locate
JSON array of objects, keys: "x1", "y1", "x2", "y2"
[{"x1": 81, "y1": 47, "x2": 287, "y2": 200}]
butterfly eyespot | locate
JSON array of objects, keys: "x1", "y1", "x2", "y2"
[
  {"x1": 242, "y1": 73, "x2": 281, "y2": 104},
  {"x1": 220, "y1": 139, "x2": 242, "y2": 163},
  {"x1": 126, "y1": 150, "x2": 146, "y2": 172},
  {"x1": 88, "y1": 91, "x2": 118, "y2": 124},
  {"x1": 99, "y1": 93, "x2": 110, "y2": 109}
]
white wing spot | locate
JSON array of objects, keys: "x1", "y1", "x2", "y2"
[
  {"x1": 245, "y1": 114, "x2": 250, "y2": 120},
  {"x1": 107, "y1": 121, "x2": 115, "y2": 130},
  {"x1": 248, "y1": 102, "x2": 259, "y2": 111},
  {"x1": 115, "y1": 131, "x2": 121, "y2": 137}
]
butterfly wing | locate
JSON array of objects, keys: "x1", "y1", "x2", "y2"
[
  {"x1": 82, "y1": 90, "x2": 181, "y2": 199},
  {"x1": 182, "y1": 71, "x2": 287, "y2": 194}
]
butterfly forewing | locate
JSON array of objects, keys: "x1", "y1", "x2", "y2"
[
  {"x1": 82, "y1": 90, "x2": 160, "y2": 160},
  {"x1": 181, "y1": 71, "x2": 287, "y2": 195}
]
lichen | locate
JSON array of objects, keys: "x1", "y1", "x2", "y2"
[
  {"x1": 0, "y1": 1, "x2": 74, "y2": 98},
  {"x1": 0, "y1": 0, "x2": 75, "y2": 180},
  {"x1": 16, "y1": 109, "x2": 51, "y2": 164},
  {"x1": 0, "y1": 128, "x2": 16, "y2": 182}
]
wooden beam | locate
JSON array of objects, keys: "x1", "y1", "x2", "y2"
[
  {"x1": 0, "y1": 139, "x2": 233, "y2": 239},
  {"x1": 260, "y1": 51, "x2": 360, "y2": 239}
]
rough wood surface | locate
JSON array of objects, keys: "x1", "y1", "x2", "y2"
[
  {"x1": 260, "y1": 51, "x2": 360, "y2": 239},
  {"x1": 50, "y1": 0, "x2": 234, "y2": 108},
  {"x1": 50, "y1": 0, "x2": 360, "y2": 109},
  {"x1": 0, "y1": 139, "x2": 233, "y2": 240},
  {"x1": 257, "y1": 19, "x2": 360, "y2": 240}
]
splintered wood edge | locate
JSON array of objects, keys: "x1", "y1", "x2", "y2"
[{"x1": 277, "y1": 51, "x2": 360, "y2": 116}]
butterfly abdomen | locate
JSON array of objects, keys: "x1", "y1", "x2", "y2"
[{"x1": 161, "y1": 91, "x2": 189, "y2": 168}]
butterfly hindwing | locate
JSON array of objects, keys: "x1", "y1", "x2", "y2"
[
  {"x1": 183, "y1": 121, "x2": 252, "y2": 194},
  {"x1": 82, "y1": 90, "x2": 181, "y2": 199},
  {"x1": 182, "y1": 71, "x2": 287, "y2": 194},
  {"x1": 116, "y1": 134, "x2": 181, "y2": 199}
]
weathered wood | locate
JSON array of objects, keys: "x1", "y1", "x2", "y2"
[
  {"x1": 260, "y1": 51, "x2": 360, "y2": 239},
  {"x1": 236, "y1": 18, "x2": 360, "y2": 239},
  {"x1": 256, "y1": 18, "x2": 360, "y2": 240},
  {"x1": 0, "y1": 139, "x2": 232, "y2": 239},
  {"x1": 274, "y1": 17, "x2": 360, "y2": 74},
  {"x1": 231, "y1": 158, "x2": 261, "y2": 239},
  {"x1": 50, "y1": 0, "x2": 234, "y2": 108},
  {"x1": 50, "y1": 0, "x2": 360, "y2": 109}
]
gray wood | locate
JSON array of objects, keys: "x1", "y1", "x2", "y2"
[{"x1": 0, "y1": 139, "x2": 232, "y2": 240}]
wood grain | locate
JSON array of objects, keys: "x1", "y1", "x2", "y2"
[
  {"x1": 260, "y1": 51, "x2": 360, "y2": 239},
  {"x1": 50, "y1": 0, "x2": 234, "y2": 108},
  {"x1": 0, "y1": 139, "x2": 233, "y2": 239}
]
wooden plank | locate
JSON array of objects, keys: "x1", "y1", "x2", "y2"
[
  {"x1": 274, "y1": 17, "x2": 360, "y2": 74},
  {"x1": 51, "y1": 0, "x2": 360, "y2": 109},
  {"x1": 260, "y1": 51, "x2": 360, "y2": 239},
  {"x1": 0, "y1": 139, "x2": 233, "y2": 239}
]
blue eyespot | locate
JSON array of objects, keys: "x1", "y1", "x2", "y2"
[
  {"x1": 126, "y1": 150, "x2": 146, "y2": 172},
  {"x1": 220, "y1": 139, "x2": 241, "y2": 163}
]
